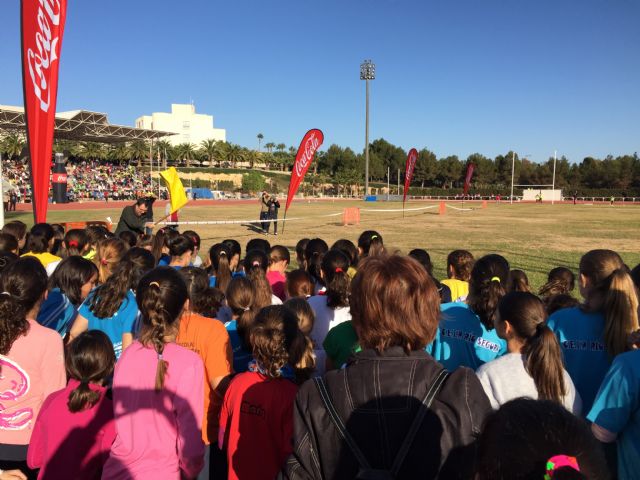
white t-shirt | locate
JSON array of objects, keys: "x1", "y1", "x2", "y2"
[
  {"x1": 307, "y1": 295, "x2": 351, "y2": 375},
  {"x1": 476, "y1": 352, "x2": 582, "y2": 414}
]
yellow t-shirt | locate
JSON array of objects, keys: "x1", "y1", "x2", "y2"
[
  {"x1": 441, "y1": 278, "x2": 469, "y2": 302},
  {"x1": 21, "y1": 251, "x2": 61, "y2": 268}
]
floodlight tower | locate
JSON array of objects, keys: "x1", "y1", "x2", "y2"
[{"x1": 360, "y1": 59, "x2": 375, "y2": 197}]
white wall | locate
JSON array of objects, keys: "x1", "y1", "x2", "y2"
[{"x1": 522, "y1": 189, "x2": 563, "y2": 201}]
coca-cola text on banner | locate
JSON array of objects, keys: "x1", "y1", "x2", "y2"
[
  {"x1": 285, "y1": 129, "x2": 325, "y2": 212},
  {"x1": 403, "y1": 148, "x2": 418, "y2": 206},
  {"x1": 21, "y1": 0, "x2": 68, "y2": 223},
  {"x1": 463, "y1": 163, "x2": 475, "y2": 196}
]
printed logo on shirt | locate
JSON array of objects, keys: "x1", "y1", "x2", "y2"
[
  {"x1": 0, "y1": 356, "x2": 33, "y2": 430},
  {"x1": 440, "y1": 327, "x2": 477, "y2": 344},
  {"x1": 114, "y1": 341, "x2": 123, "y2": 360},
  {"x1": 562, "y1": 339, "x2": 605, "y2": 351},
  {"x1": 241, "y1": 401, "x2": 265, "y2": 418},
  {"x1": 475, "y1": 337, "x2": 501, "y2": 353}
]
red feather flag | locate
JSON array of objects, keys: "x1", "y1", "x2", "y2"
[
  {"x1": 403, "y1": 148, "x2": 418, "y2": 210},
  {"x1": 21, "y1": 0, "x2": 68, "y2": 223},
  {"x1": 285, "y1": 129, "x2": 324, "y2": 213},
  {"x1": 463, "y1": 163, "x2": 475, "y2": 196}
]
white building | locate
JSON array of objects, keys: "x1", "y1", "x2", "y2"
[{"x1": 135, "y1": 103, "x2": 226, "y2": 146}]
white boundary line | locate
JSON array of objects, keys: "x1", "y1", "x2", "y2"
[
  {"x1": 360, "y1": 205, "x2": 438, "y2": 213},
  {"x1": 445, "y1": 204, "x2": 474, "y2": 211}
]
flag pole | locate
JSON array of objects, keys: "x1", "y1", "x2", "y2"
[{"x1": 281, "y1": 211, "x2": 287, "y2": 234}]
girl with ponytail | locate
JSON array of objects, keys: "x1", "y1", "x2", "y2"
[
  {"x1": 103, "y1": 267, "x2": 205, "y2": 480},
  {"x1": 27, "y1": 331, "x2": 116, "y2": 479},
  {"x1": 548, "y1": 249, "x2": 639, "y2": 412},
  {"x1": 303, "y1": 238, "x2": 328, "y2": 294},
  {"x1": 208, "y1": 242, "x2": 233, "y2": 291},
  {"x1": 0, "y1": 258, "x2": 65, "y2": 475},
  {"x1": 63, "y1": 229, "x2": 90, "y2": 258},
  {"x1": 357, "y1": 230, "x2": 385, "y2": 259},
  {"x1": 244, "y1": 250, "x2": 281, "y2": 307},
  {"x1": 166, "y1": 235, "x2": 194, "y2": 269},
  {"x1": 220, "y1": 305, "x2": 312, "y2": 480},
  {"x1": 427, "y1": 254, "x2": 508, "y2": 370},
  {"x1": 224, "y1": 276, "x2": 258, "y2": 373},
  {"x1": 476, "y1": 292, "x2": 581, "y2": 413},
  {"x1": 308, "y1": 250, "x2": 352, "y2": 375},
  {"x1": 539, "y1": 266, "x2": 579, "y2": 314},
  {"x1": 93, "y1": 237, "x2": 128, "y2": 284},
  {"x1": 71, "y1": 248, "x2": 155, "y2": 359}
]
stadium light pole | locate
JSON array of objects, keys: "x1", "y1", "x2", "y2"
[
  {"x1": 360, "y1": 60, "x2": 375, "y2": 197},
  {"x1": 552, "y1": 150, "x2": 557, "y2": 205}
]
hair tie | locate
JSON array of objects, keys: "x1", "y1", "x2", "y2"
[
  {"x1": 243, "y1": 306, "x2": 251, "y2": 312},
  {"x1": 544, "y1": 455, "x2": 580, "y2": 480},
  {"x1": 68, "y1": 240, "x2": 79, "y2": 248},
  {"x1": 100, "y1": 258, "x2": 108, "y2": 266},
  {"x1": 190, "y1": 236, "x2": 198, "y2": 245},
  {"x1": 490, "y1": 276, "x2": 501, "y2": 283},
  {"x1": 335, "y1": 267, "x2": 343, "y2": 273},
  {"x1": 252, "y1": 261, "x2": 260, "y2": 267},
  {"x1": 149, "y1": 281, "x2": 160, "y2": 288},
  {"x1": 219, "y1": 251, "x2": 227, "y2": 257},
  {"x1": 1, "y1": 291, "x2": 10, "y2": 296},
  {"x1": 157, "y1": 353, "x2": 163, "y2": 360},
  {"x1": 79, "y1": 378, "x2": 90, "y2": 386},
  {"x1": 371, "y1": 235, "x2": 378, "y2": 240}
]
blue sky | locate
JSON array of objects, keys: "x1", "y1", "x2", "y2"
[{"x1": 1, "y1": 0, "x2": 638, "y2": 163}]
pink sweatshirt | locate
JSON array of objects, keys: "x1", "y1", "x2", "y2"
[
  {"x1": 0, "y1": 319, "x2": 65, "y2": 448},
  {"x1": 102, "y1": 341, "x2": 205, "y2": 480},
  {"x1": 27, "y1": 379, "x2": 115, "y2": 479}
]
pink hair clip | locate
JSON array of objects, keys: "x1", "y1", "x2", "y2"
[{"x1": 544, "y1": 455, "x2": 580, "y2": 480}]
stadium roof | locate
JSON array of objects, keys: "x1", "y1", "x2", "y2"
[{"x1": 0, "y1": 105, "x2": 173, "y2": 143}]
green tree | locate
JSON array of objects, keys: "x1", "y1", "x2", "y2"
[
  {"x1": 264, "y1": 142, "x2": 275, "y2": 154},
  {"x1": 466, "y1": 153, "x2": 495, "y2": 187},
  {"x1": 129, "y1": 140, "x2": 150, "y2": 163},
  {"x1": 436, "y1": 156, "x2": 462, "y2": 188},
  {"x1": 414, "y1": 149, "x2": 437, "y2": 187},
  {"x1": 0, "y1": 132, "x2": 26, "y2": 160},
  {"x1": 174, "y1": 142, "x2": 196, "y2": 167},
  {"x1": 257, "y1": 133, "x2": 264, "y2": 152},
  {"x1": 200, "y1": 139, "x2": 218, "y2": 166},
  {"x1": 80, "y1": 142, "x2": 106, "y2": 162},
  {"x1": 225, "y1": 144, "x2": 245, "y2": 168},
  {"x1": 242, "y1": 171, "x2": 266, "y2": 192}
]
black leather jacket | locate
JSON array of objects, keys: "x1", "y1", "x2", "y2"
[{"x1": 282, "y1": 347, "x2": 491, "y2": 479}]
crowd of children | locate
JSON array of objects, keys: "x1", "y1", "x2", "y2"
[{"x1": 0, "y1": 216, "x2": 637, "y2": 479}]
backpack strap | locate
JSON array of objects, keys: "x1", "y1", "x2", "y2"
[
  {"x1": 313, "y1": 368, "x2": 450, "y2": 476},
  {"x1": 389, "y1": 369, "x2": 449, "y2": 476},
  {"x1": 314, "y1": 377, "x2": 372, "y2": 470}
]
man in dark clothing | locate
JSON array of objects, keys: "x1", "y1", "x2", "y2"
[
  {"x1": 267, "y1": 195, "x2": 280, "y2": 235},
  {"x1": 115, "y1": 198, "x2": 151, "y2": 235}
]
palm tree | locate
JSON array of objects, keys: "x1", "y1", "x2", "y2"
[
  {"x1": 200, "y1": 139, "x2": 218, "y2": 166},
  {"x1": 80, "y1": 142, "x2": 106, "y2": 162},
  {"x1": 174, "y1": 143, "x2": 197, "y2": 167},
  {"x1": 257, "y1": 133, "x2": 264, "y2": 152},
  {"x1": 276, "y1": 143, "x2": 286, "y2": 154},
  {"x1": 0, "y1": 132, "x2": 26, "y2": 160},
  {"x1": 108, "y1": 143, "x2": 130, "y2": 163},
  {"x1": 225, "y1": 144, "x2": 245, "y2": 168},
  {"x1": 245, "y1": 149, "x2": 260, "y2": 169},
  {"x1": 156, "y1": 139, "x2": 172, "y2": 167},
  {"x1": 264, "y1": 142, "x2": 275, "y2": 154},
  {"x1": 129, "y1": 140, "x2": 150, "y2": 163}
]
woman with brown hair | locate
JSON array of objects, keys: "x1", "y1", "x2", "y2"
[
  {"x1": 476, "y1": 292, "x2": 581, "y2": 413},
  {"x1": 548, "y1": 249, "x2": 639, "y2": 413},
  {"x1": 283, "y1": 254, "x2": 491, "y2": 479}
]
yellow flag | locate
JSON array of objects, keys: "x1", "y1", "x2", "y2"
[{"x1": 159, "y1": 167, "x2": 188, "y2": 214}]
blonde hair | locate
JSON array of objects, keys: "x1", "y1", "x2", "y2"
[
  {"x1": 94, "y1": 238, "x2": 128, "y2": 283},
  {"x1": 580, "y1": 249, "x2": 639, "y2": 357}
]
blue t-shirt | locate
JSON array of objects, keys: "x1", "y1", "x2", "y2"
[
  {"x1": 209, "y1": 270, "x2": 246, "y2": 288},
  {"x1": 79, "y1": 289, "x2": 139, "y2": 360},
  {"x1": 157, "y1": 254, "x2": 170, "y2": 266},
  {"x1": 547, "y1": 306, "x2": 608, "y2": 413},
  {"x1": 588, "y1": 350, "x2": 640, "y2": 480},
  {"x1": 37, "y1": 288, "x2": 78, "y2": 337},
  {"x1": 427, "y1": 302, "x2": 506, "y2": 371},
  {"x1": 225, "y1": 319, "x2": 253, "y2": 373}
]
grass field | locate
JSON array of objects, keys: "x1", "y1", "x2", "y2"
[{"x1": 5, "y1": 200, "x2": 639, "y2": 291}]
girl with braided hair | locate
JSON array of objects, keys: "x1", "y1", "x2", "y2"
[
  {"x1": 102, "y1": 267, "x2": 205, "y2": 480},
  {"x1": 220, "y1": 305, "x2": 312, "y2": 480}
]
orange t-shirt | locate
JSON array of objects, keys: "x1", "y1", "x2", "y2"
[{"x1": 176, "y1": 312, "x2": 233, "y2": 444}]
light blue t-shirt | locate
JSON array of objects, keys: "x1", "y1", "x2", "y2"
[
  {"x1": 37, "y1": 288, "x2": 78, "y2": 337},
  {"x1": 547, "y1": 306, "x2": 608, "y2": 413},
  {"x1": 79, "y1": 289, "x2": 139, "y2": 359},
  {"x1": 427, "y1": 302, "x2": 506, "y2": 371},
  {"x1": 225, "y1": 319, "x2": 253, "y2": 373},
  {"x1": 209, "y1": 270, "x2": 246, "y2": 288},
  {"x1": 588, "y1": 350, "x2": 640, "y2": 480}
]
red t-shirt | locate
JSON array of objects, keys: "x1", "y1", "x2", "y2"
[
  {"x1": 219, "y1": 371, "x2": 297, "y2": 480},
  {"x1": 266, "y1": 271, "x2": 286, "y2": 301}
]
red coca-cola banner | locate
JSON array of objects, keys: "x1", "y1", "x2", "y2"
[
  {"x1": 403, "y1": 148, "x2": 418, "y2": 207},
  {"x1": 463, "y1": 163, "x2": 475, "y2": 196},
  {"x1": 21, "y1": 0, "x2": 68, "y2": 223},
  {"x1": 285, "y1": 129, "x2": 324, "y2": 212}
]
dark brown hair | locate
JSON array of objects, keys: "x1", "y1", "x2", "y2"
[
  {"x1": 286, "y1": 269, "x2": 315, "y2": 299},
  {"x1": 539, "y1": 267, "x2": 575, "y2": 299},
  {"x1": 209, "y1": 243, "x2": 233, "y2": 292},
  {"x1": 66, "y1": 330, "x2": 115, "y2": 412},
  {"x1": 50, "y1": 256, "x2": 98, "y2": 305},
  {"x1": 476, "y1": 399, "x2": 608, "y2": 480},
  {"x1": 446, "y1": 249, "x2": 474, "y2": 281},
  {"x1": 249, "y1": 305, "x2": 313, "y2": 383},
  {"x1": 321, "y1": 250, "x2": 351, "y2": 309},
  {"x1": 283, "y1": 297, "x2": 315, "y2": 335},
  {"x1": 0, "y1": 257, "x2": 48, "y2": 354},
  {"x1": 467, "y1": 254, "x2": 510, "y2": 330},
  {"x1": 269, "y1": 245, "x2": 290, "y2": 265},
  {"x1": 136, "y1": 267, "x2": 188, "y2": 391},
  {"x1": 168, "y1": 235, "x2": 194, "y2": 258},
  {"x1": 118, "y1": 230, "x2": 138, "y2": 249},
  {"x1": 350, "y1": 254, "x2": 439, "y2": 352},
  {"x1": 498, "y1": 292, "x2": 566, "y2": 403},
  {"x1": 226, "y1": 276, "x2": 257, "y2": 350},
  {"x1": 357, "y1": 230, "x2": 385, "y2": 258},
  {"x1": 331, "y1": 239, "x2": 359, "y2": 268},
  {"x1": 295, "y1": 238, "x2": 310, "y2": 268},
  {"x1": 151, "y1": 228, "x2": 178, "y2": 263},
  {"x1": 508, "y1": 269, "x2": 531, "y2": 293},
  {"x1": 304, "y1": 238, "x2": 328, "y2": 285},
  {"x1": 179, "y1": 266, "x2": 224, "y2": 318},
  {"x1": 64, "y1": 229, "x2": 89, "y2": 257},
  {"x1": 0, "y1": 233, "x2": 18, "y2": 253},
  {"x1": 88, "y1": 248, "x2": 155, "y2": 318},
  {"x1": 244, "y1": 250, "x2": 273, "y2": 310},
  {"x1": 1, "y1": 221, "x2": 27, "y2": 246},
  {"x1": 580, "y1": 249, "x2": 639, "y2": 357}
]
